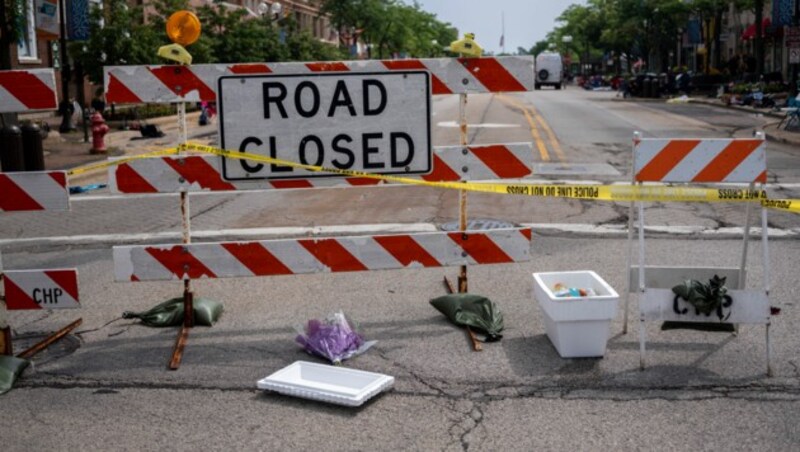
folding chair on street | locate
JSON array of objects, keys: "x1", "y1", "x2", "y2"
[{"x1": 778, "y1": 94, "x2": 800, "y2": 130}]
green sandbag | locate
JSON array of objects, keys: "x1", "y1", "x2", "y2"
[
  {"x1": 122, "y1": 297, "x2": 224, "y2": 327},
  {"x1": 0, "y1": 355, "x2": 30, "y2": 395},
  {"x1": 430, "y1": 293, "x2": 504, "y2": 341}
]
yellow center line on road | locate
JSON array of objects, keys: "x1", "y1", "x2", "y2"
[
  {"x1": 526, "y1": 102, "x2": 567, "y2": 162},
  {"x1": 496, "y1": 94, "x2": 551, "y2": 162}
]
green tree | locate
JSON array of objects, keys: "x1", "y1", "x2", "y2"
[
  {"x1": 529, "y1": 40, "x2": 550, "y2": 56},
  {"x1": 0, "y1": 0, "x2": 26, "y2": 70},
  {"x1": 72, "y1": 0, "x2": 163, "y2": 84},
  {"x1": 196, "y1": 4, "x2": 281, "y2": 63},
  {"x1": 556, "y1": 4, "x2": 603, "y2": 75},
  {"x1": 322, "y1": 0, "x2": 456, "y2": 58}
]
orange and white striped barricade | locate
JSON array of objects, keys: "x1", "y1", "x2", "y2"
[
  {"x1": 0, "y1": 171, "x2": 81, "y2": 358},
  {"x1": 107, "y1": 143, "x2": 535, "y2": 368},
  {"x1": 114, "y1": 229, "x2": 531, "y2": 282},
  {"x1": 104, "y1": 58, "x2": 536, "y2": 366},
  {"x1": 0, "y1": 172, "x2": 70, "y2": 212},
  {"x1": 108, "y1": 143, "x2": 535, "y2": 193},
  {"x1": 623, "y1": 132, "x2": 772, "y2": 374},
  {"x1": 104, "y1": 57, "x2": 535, "y2": 102},
  {"x1": 105, "y1": 57, "x2": 535, "y2": 293},
  {"x1": 0, "y1": 69, "x2": 58, "y2": 113}
]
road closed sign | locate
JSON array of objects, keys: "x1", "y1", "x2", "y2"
[{"x1": 218, "y1": 71, "x2": 431, "y2": 180}]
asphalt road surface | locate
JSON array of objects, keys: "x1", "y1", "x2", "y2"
[{"x1": 2, "y1": 85, "x2": 800, "y2": 451}]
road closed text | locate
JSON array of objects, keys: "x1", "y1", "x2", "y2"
[{"x1": 218, "y1": 71, "x2": 431, "y2": 180}]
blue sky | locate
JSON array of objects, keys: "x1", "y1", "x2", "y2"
[{"x1": 417, "y1": 0, "x2": 587, "y2": 54}]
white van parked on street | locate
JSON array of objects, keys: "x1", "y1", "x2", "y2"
[{"x1": 535, "y1": 52, "x2": 563, "y2": 90}]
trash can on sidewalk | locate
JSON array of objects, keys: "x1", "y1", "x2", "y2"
[
  {"x1": 0, "y1": 125, "x2": 24, "y2": 172},
  {"x1": 641, "y1": 78, "x2": 652, "y2": 98},
  {"x1": 21, "y1": 123, "x2": 45, "y2": 171}
]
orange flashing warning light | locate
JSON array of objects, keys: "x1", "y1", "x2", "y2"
[{"x1": 166, "y1": 10, "x2": 201, "y2": 46}]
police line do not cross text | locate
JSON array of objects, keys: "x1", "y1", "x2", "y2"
[{"x1": 218, "y1": 71, "x2": 432, "y2": 180}]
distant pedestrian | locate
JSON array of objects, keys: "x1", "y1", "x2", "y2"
[{"x1": 91, "y1": 88, "x2": 106, "y2": 114}]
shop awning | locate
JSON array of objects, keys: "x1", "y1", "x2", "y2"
[{"x1": 741, "y1": 18, "x2": 782, "y2": 40}]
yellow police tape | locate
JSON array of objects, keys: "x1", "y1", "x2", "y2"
[
  {"x1": 66, "y1": 148, "x2": 180, "y2": 177},
  {"x1": 177, "y1": 142, "x2": 799, "y2": 214}
]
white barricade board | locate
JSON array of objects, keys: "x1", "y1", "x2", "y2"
[
  {"x1": 640, "y1": 288, "x2": 769, "y2": 324},
  {"x1": 114, "y1": 229, "x2": 532, "y2": 282},
  {"x1": 634, "y1": 138, "x2": 767, "y2": 184},
  {"x1": 629, "y1": 266, "x2": 744, "y2": 293},
  {"x1": 0, "y1": 172, "x2": 70, "y2": 212},
  {"x1": 104, "y1": 57, "x2": 535, "y2": 103},
  {"x1": 108, "y1": 143, "x2": 535, "y2": 193},
  {"x1": 0, "y1": 68, "x2": 58, "y2": 113},
  {"x1": 3, "y1": 269, "x2": 80, "y2": 310}
]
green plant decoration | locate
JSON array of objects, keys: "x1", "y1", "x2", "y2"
[{"x1": 671, "y1": 275, "x2": 733, "y2": 322}]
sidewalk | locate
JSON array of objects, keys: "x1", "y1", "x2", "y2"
[
  {"x1": 685, "y1": 97, "x2": 800, "y2": 146},
  {"x1": 41, "y1": 111, "x2": 215, "y2": 185}
]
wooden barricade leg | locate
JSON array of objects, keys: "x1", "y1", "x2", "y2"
[
  {"x1": 639, "y1": 316, "x2": 647, "y2": 370},
  {"x1": 1, "y1": 326, "x2": 12, "y2": 356},
  {"x1": 169, "y1": 104, "x2": 195, "y2": 370},
  {"x1": 761, "y1": 197, "x2": 773, "y2": 377},
  {"x1": 16, "y1": 318, "x2": 82, "y2": 360},
  {"x1": 169, "y1": 283, "x2": 194, "y2": 370}
]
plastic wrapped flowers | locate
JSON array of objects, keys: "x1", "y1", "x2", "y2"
[{"x1": 295, "y1": 311, "x2": 376, "y2": 364}]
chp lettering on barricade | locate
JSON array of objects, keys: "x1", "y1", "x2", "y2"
[
  {"x1": 104, "y1": 54, "x2": 537, "y2": 368},
  {"x1": 623, "y1": 133, "x2": 775, "y2": 375}
]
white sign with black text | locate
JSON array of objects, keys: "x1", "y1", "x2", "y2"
[{"x1": 218, "y1": 71, "x2": 431, "y2": 180}]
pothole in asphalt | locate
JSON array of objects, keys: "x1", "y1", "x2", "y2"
[
  {"x1": 11, "y1": 332, "x2": 81, "y2": 364},
  {"x1": 440, "y1": 218, "x2": 517, "y2": 231}
]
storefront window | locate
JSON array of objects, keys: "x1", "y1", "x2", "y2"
[{"x1": 17, "y1": 0, "x2": 39, "y2": 61}]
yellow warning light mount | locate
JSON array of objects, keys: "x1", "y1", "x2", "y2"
[
  {"x1": 449, "y1": 33, "x2": 483, "y2": 58},
  {"x1": 158, "y1": 10, "x2": 201, "y2": 65},
  {"x1": 158, "y1": 43, "x2": 193, "y2": 65}
]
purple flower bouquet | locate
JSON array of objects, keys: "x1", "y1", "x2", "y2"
[{"x1": 295, "y1": 311, "x2": 376, "y2": 364}]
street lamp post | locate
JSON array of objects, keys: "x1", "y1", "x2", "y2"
[
  {"x1": 258, "y1": 2, "x2": 283, "y2": 24},
  {"x1": 58, "y1": 0, "x2": 75, "y2": 133},
  {"x1": 562, "y1": 35, "x2": 573, "y2": 75}
]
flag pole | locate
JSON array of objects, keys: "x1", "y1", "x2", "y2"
[{"x1": 501, "y1": 12, "x2": 505, "y2": 54}]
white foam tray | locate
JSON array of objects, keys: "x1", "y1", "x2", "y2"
[{"x1": 257, "y1": 361, "x2": 394, "y2": 407}]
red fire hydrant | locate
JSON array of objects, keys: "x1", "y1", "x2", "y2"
[{"x1": 90, "y1": 112, "x2": 110, "y2": 154}]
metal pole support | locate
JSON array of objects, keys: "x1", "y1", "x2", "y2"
[
  {"x1": 169, "y1": 103, "x2": 194, "y2": 370},
  {"x1": 457, "y1": 92, "x2": 469, "y2": 293}
]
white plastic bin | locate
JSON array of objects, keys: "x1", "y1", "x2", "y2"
[{"x1": 533, "y1": 271, "x2": 619, "y2": 358}]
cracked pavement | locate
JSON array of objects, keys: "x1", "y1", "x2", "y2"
[
  {"x1": 3, "y1": 88, "x2": 800, "y2": 450},
  {"x1": 2, "y1": 234, "x2": 800, "y2": 450}
]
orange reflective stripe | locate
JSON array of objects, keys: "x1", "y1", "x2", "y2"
[
  {"x1": 692, "y1": 140, "x2": 761, "y2": 182},
  {"x1": 636, "y1": 140, "x2": 699, "y2": 181}
]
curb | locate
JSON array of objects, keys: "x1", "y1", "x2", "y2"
[
  {"x1": 686, "y1": 99, "x2": 800, "y2": 146},
  {"x1": 687, "y1": 98, "x2": 785, "y2": 118}
]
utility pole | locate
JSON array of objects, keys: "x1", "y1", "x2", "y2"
[
  {"x1": 58, "y1": 0, "x2": 75, "y2": 133},
  {"x1": 755, "y1": 0, "x2": 764, "y2": 78}
]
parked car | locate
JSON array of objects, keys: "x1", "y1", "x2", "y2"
[{"x1": 535, "y1": 52, "x2": 564, "y2": 90}]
